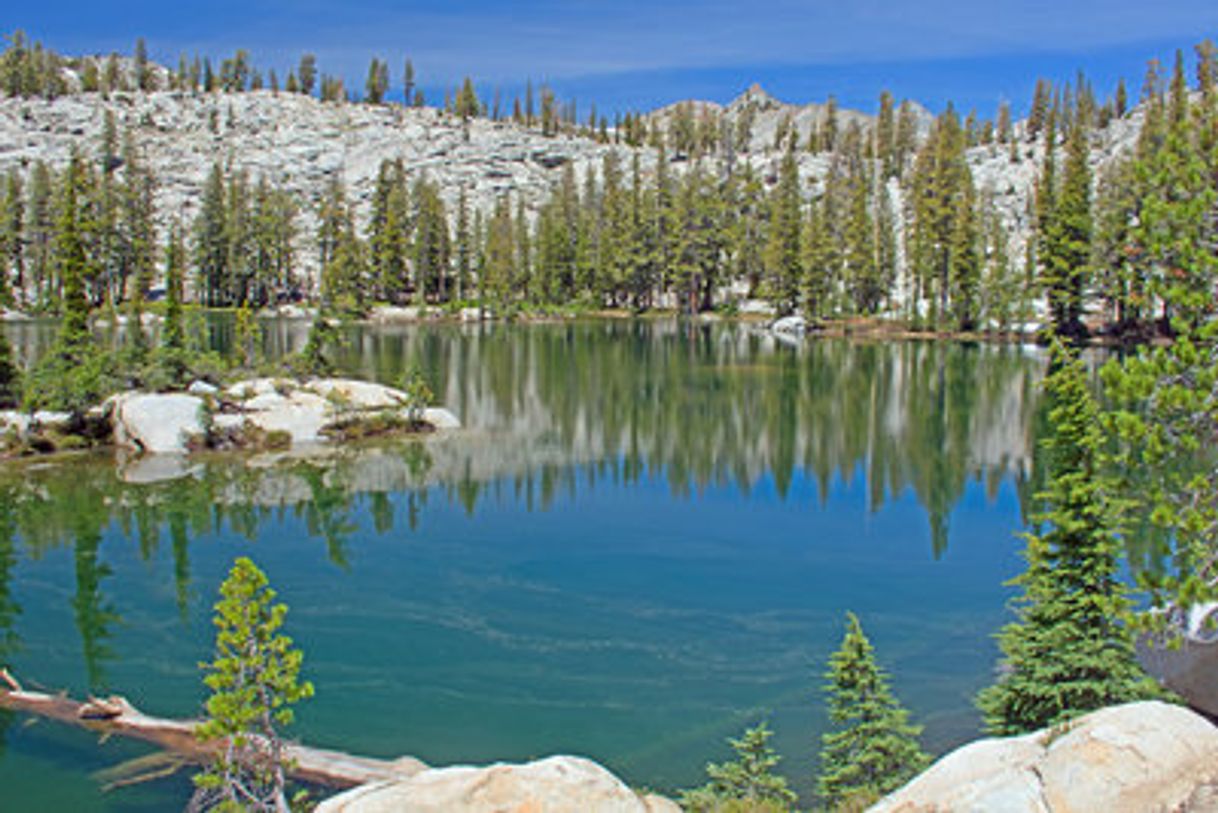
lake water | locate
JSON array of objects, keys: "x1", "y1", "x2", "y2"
[{"x1": 0, "y1": 318, "x2": 1045, "y2": 809}]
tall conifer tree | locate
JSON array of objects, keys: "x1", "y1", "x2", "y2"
[{"x1": 977, "y1": 344, "x2": 1157, "y2": 735}]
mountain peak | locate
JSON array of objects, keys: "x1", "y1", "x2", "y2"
[{"x1": 730, "y1": 83, "x2": 784, "y2": 112}]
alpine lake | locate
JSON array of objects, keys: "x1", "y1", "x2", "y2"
[{"x1": 0, "y1": 316, "x2": 1048, "y2": 810}]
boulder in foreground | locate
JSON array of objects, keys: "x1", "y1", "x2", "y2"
[
  {"x1": 315, "y1": 755, "x2": 679, "y2": 813},
  {"x1": 870, "y1": 701, "x2": 1218, "y2": 813}
]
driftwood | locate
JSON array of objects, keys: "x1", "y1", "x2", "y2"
[{"x1": 0, "y1": 669, "x2": 426, "y2": 790}]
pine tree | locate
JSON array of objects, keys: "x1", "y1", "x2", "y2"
[
  {"x1": 454, "y1": 187, "x2": 473, "y2": 301},
  {"x1": 681, "y1": 722, "x2": 797, "y2": 812},
  {"x1": 194, "y1": 163, "x2": 228, "y2": 307},
  {"x1": 819, "y1": 612, "x2": 928, "y2": 810},
  {"x1": 875, "y1": 90, "x2": 896, "y2": 176},
  {"x1": 802, "y1": 195, "x2": 836, "y2": 318},
  {"x1": 1134, "y1": 50, "x2": 1216, "y2": 328},
  {"x1": 1101, "y1": 322, "x2": 1218, "y2": 627},
  {"x1": 411, "y1": 178, "x2": 450, "y2": 304},
  {"x1": 364, "y1": 58, "x2": 389, "y2": 104},
  {"x1": 0, "y1": 328, "x2": 18, "y2": 408},
  {"x1": 907, "y1": 106, "x2": 974, "y2": 327},
  {"x1": 1039, "y1": 97, "x2": 1093, "y2": 339},
  {"x1": 368, "y1": 159, "x2": 410, "y2": 301},
  {"x1": 403, "y1": 59, "x2": 415, "y2": 105},
  {"x1": 1028, "y1": 78, "x2": 1052, "y2": 141},
  {"x1": 455, "y1": 77, "x2": 480, "y2": 120},
  {"x1": 0, "y1": 171, "x2": 22, "y2": 302},
  {"x1": 53, "y1": 154, "x2": 93, "y2": 360},
  {"x1": 317, "y1": 180, "x2": 367, "y2": 315},
  {"x1": 162, "y1": 221, "x2": 185, "y2": 352},
  {"x1": 23, "y1": 153, "x2": 110, "y2": 413},
  {"x1": 482, "y1": 196, "x2": 516, "y2": 312},
  {"x1": 133, "y1": 37, "x2": 149, "y2": 92},
  {"x1": 977, "y1": 344, "x2": 1157, "y2": 735},
  {"x1": 764, "y1": 142, "x2": 803, "y2": 314},
  {"x1": 192, "y1": 557, "x2": 313, "y2": 813},
  {"x1": 153, "y1": 219, "x2": 189, "y2": 388},
  {"x1": 297, "y1": 53, "x2": 316, "y2": 96},
  {"x1": 819, "y1": 95, "x2": 839, "y2": 153},
  {"x1": 842, "y1": 158, "x2": 879, "y2": 314}
]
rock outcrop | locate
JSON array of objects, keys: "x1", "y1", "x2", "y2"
[
  {"x1": 771, "y1": 314, "x2": 809, "y2": 336},
  {"x1": 110, "y1": 392, "x2": 206, "y2": 454},
  {"x1": 0, "y1": 90, "x2": 644, "y2": 286},
  {"x1": 108, "y1": 377, "x2": 460, "y2": 454},
  {"x1": 870, "y1": 701, "x2": 1218, "y2": 813},
  {"x1": 315, "y1": 755, "x2": 679, "y2": 813}
]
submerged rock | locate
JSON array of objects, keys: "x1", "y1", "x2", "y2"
[
  {"x1": 316, "y1": 755, "x2": 679, "y2": 813},
  {"x1": 871, "y1": 701, "x2": 1218, "y2": 813}
]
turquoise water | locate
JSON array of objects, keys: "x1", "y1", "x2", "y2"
[{"x1": 0, "y1": 320, "x2": 1044, "y2": 808}]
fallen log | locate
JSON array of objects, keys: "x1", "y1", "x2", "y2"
[{"x1": 0, "y1": 672, "x2": 426, "y2": 790}]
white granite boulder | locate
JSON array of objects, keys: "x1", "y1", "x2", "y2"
[
  {"x1": 241, "y1": 389, "x2": 332, "y2": 444},
  {"x1": 421, "y1": 406, "x2": 461, "y2": 430},
  {"x1": 308, "y1": 378, "x2": 411, "y2": 410},
  {"x1": 218, "y1": 378, "x2": 460, "y2": 446},
  {"x1": 1, "y1": 410, "x2": 74, "y2": 435},
  {"x1": 316, "y1": 756, "x2": 679, "y2": 813},
  {"x1": 111, "y1": 393, "x2": 206, "y2": 454},
  {"x1": 871, "y1": 701, "x2": 1218, "y2": 813},
  {"x1": 187, "y1": 379, "x2": 220, "y2": 395},
  {"x1": 771, "y1": 314, "x2": 808, "y2": 336}
]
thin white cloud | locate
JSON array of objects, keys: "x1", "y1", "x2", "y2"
[{"x1": 22, "y1": 0, "x2": 1218, "y2": 86}]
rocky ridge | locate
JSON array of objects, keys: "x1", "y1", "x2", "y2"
[
  {"x1": 0, "y1": 89, "x2": 645, "y2": 285},
  {"x1": 0, "y1": 79, "x2": 1146, "y2": 297}
]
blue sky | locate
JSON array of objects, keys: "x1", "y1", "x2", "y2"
[{"x1": 10, "y1": 1, "x2": 1218, "y2": 118}]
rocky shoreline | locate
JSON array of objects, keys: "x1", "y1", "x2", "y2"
[{"x1": 0, "y1": 376, "x2": 460, "y2": 459}]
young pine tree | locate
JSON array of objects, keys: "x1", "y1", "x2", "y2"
[
  {"x1": 154, "y1": 220, "x2": 190, "y2": 389},
  {"x1": 819, "y1": 612, "x2": 928, "y2": 811},
  {"x1": 976, "y1": 343, "x2": 1157, "y2": 736},
  {"x1": 682, "y1": 721, "x2": 798, "y2": 813},
  {"x1": 192, "y1": 557, "x2": 313, "y2": 813}
]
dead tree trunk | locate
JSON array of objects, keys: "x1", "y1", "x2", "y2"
[{"x1": 0, "y1": 669, "x2": 425, "y2": 789}]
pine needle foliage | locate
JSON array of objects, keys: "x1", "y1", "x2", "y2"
[
  {"x1": 1100, "y1": 321, "x2": 1218, "y2": 631},
  {"x1": 0, "y1": 329, "x2": 18, "y2": 408},
  {"x1": 976, "y1": 343, "x2": 1157, "y2": 736},
  {"x1": 818, "y1": 612, "x2": 928, "y2": 811},
  {"x1": 681, "y1": 721, "x2": 798, "y2": 813},
  {"x1": 192, "y1": 557, "x2": 314, "y2": 813}
]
